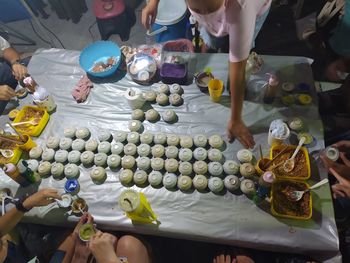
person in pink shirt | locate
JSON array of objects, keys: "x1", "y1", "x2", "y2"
[{"x1": 142, "y1": 0, "x2": 271, "y2": 149}]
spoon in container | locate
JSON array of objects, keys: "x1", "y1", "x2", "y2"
[
  {"x1": 286, "y1": 178, "x2": 329, "y2": 202},
  {"x1": 11, "y1": 119, "x2": 39, "y2": 127},
  {"x1": 0, "y1": 149, "x2": 14, "y2": 158},
  {"x1": 283, "y1": 137, "x2": 306, "y2": 172}
]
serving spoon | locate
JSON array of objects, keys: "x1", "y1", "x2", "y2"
[
  {"x1": 286, "y1": 178, "x2": 329, "y2": 201},
  {"x1": 0, "y1": 149, "x2": 14, "y2": 158},
  {"x1": 283, "y1": 137, "x2": 305, "y2": 172},
  {"x1": 11, "y1": 119, "x2": 39, "y2": 127}
]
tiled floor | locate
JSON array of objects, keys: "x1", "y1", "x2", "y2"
[{"x1": 1, "y1": 0, "x2": 146, "y2": 54}]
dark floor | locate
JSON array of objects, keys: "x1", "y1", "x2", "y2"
[{"x1": 18, "y1": 223, "x2": 320, "y2": 263}]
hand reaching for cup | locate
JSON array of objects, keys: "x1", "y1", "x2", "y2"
[
  {"x1": 227, "y1": 119, "x2": 255, "y2": 149},
  {"x1": 71, "y1": 213, "x2": 94, "y2": 263},
  {"x1": 329, "y1": 168, "x2": 350, "y2": 199},
  {"x1": 11, "y1": 63, "x2": 27, "y2": 80},
  {"x1": 321, "y1": 144, "x2": 350, "y2": 181},
  {"x1": 89, "y1": 231, "x2": 119, "y2": 263},
  {"x1": 73, "y1": 212, "x2": 94, "y2": 238},
  {"x1": 22, "y1": 188, "x2": 61, "y2": 211}
]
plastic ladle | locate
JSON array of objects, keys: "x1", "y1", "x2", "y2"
[
  {"x1": 287, "y1": 178, "x2": 329, "y2": 202},
  {"x1": 11, "y1": 119, "x2": 39, "y2": 127},
  {"x1": 283, "y1": 137, "x2": 306, "y2": 173},
  {"x1": 0, "y1": 149, "x2": 14, "y2": 158}
]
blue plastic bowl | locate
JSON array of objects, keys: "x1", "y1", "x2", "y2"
[{"x1": 79, "y1": 41, "x2": 121, "y2": 78}]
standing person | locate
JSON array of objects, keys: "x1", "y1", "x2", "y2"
[
  {"x1": 142, "y1": 0, "x2": 271, "y2": 148},
  {"x1": 0, "y1": 36, "x2": 28, "y2": 114}
]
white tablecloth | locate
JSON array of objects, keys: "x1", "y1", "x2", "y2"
[{"x1": 0, "y1": 49, "x2": 341, "y2": 262}]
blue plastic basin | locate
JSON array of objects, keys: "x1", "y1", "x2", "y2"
[{"x1": 79, "y1": 41, "x2": 121, "y2": 78}]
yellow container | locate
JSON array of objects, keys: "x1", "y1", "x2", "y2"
[
  {"x1": 0, "y1": 137, "x2": 22, "y2": 165},
  {"x1": 269, "y1": 145, "x2": 311, "y2": 180},
  {"x1": 12, "y1": 106, "x2": 49, "y2": 137},
  {"x1": 255, "y1": 157, "x2": 270, "y2": 176},
  {"x1": 118, "y1": 189, "x2": 158, "y2": 224},
  {"x1": 208, "y1": 79, "x2": 223, "y2": 102},
  {"x1": 17, "y1": 135, "x2": 37, "y2": 151},
  {"x1": 271, "y1": 179, "x2": 312, "y2": 220}
]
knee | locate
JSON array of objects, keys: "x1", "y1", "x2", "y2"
[
  {"x1": 118, "y1": 235, "x2": 150, "y2": 255},
  {"x1": 117, "y1": 235, "x2": 142, "y2": 252}
]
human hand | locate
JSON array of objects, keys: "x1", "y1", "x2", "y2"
[
  {"x1": 11, "y1": 63, "x2": 27, "y2": 80},
  {"x1": 320, "y1": 154, "x2": 350, "y2": 181},
  {"x1": 227, "y1": 119, "x2": 255, "y2": 148},
  {"x1": 0, "y1": 85, "x2": 15, "y2": 101},
  {"x1": 73, "y1": 212, "x2": 94, "y2": 237},
  {"x1": 89, "y1": 231, "x2": 119, "y2": 263},
  {"x1": 330, "y1": 168, "x2": 350, "y2": 199},
  {"x1": 332, "y1": 140, "x2": 350, "y2": 154},
  {"x1": 22, "y1": 188, "x2": 61, "y2": 210},
  {"x1": 213, "y1": 254, "x2": 254, "y2": 263},
  {"x1": 141, "y1": 0, "x2": 159, "y2": 30},
  {"x1": 213, "y1": 254, "x2": 235, "y2": 263},
  {"x1": 71, "y1": 214, "x2": 94, "y2": 263},
  {"x1": 325, "y1": 58, "x2": 348, "y2": 82},
  {"x1": 0, "y1": 236, "x2": 8, "y2": 263}
]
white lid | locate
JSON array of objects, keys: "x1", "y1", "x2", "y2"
[{"x1": 155, "y1": 0, "x2": 187, "y2": 25}]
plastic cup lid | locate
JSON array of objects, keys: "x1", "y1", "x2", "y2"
[
  {"x1": 65, "y1": 179, "x2": 79, "y2": 192},
  {"x1": 155, "y1": 0, "x2": 187, "y2": 25}
]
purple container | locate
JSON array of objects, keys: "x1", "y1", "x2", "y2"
[{"x1": 160, "y1": 63, "x2": 187, "y2": 85}]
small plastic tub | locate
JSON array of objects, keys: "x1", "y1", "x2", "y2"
[
  {"x1": 270, "y1": 145, "x2": 311, "y2": 180},
  {"x1": 160, "y1": 63, "x2": 187, "y2": 85},
  {"x1": 12, "y1": 106, "x2": 49, "y2": 137},
  {"x1": 271, "y1": 179, "x2": 312, "y2": 220}
]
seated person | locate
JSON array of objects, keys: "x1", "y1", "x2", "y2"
[
  {"x1": 0, "y1": 36, "x2": 28, "y2": 114},
  {"x1": 0, "y1": 188, "x2": 61, "y2": 263},
  {"x1": 70, "y1": 213, "x2": 151, "y2": 263},
  {"x1": 0, "y1": 190, "x2": 151, "y2": 263},
  {"x1": 318, "y1": 56, "x2": 350, "y2": 144},
  {"x1": 321, "y1": 140, "x2": 350, "y2": 222}
]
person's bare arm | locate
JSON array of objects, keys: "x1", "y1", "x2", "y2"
[
  {"x1": 0, "y1": 189, "x2": 60, "y2": 237},
  {"x1": 3, "y1": 47, "x2": 20, "y2": 65},
  {"x1": 226, "y1": 59, "x2": 255, "y2": 148},
  {"x1": 3, "y1": 47, "x2": 27, "y2": 80},
  {"x1": 0, "y1": 208, "x2": 24, "y2": 238},
  {"x1": 0, "y1": 85, "x2": 16, "y2": 101},
  {"x1": 141, "y1": 0, "x2": 160, "y2": 29}
]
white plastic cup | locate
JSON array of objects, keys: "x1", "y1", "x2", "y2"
[
  {"x1": 268, "y1": 122, "x2": 290, "y2": 146},
  {"x1": 33, "y1": 95, "x2": 56, "y2": 112}
]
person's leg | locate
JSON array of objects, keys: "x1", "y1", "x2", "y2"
[
  {"x1": 49, "y1": 234, "x2": 75, "y2": 263},
  {"x1": 116, "y1": 235, "x2": 150, "y2": 263}
]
